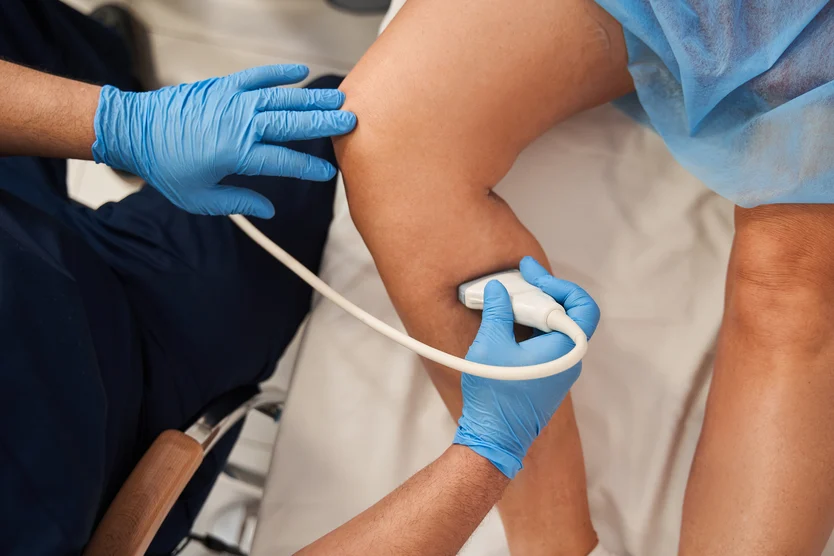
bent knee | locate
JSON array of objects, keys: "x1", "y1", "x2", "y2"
[
  {"x1": 733, "y1": 205, "x2": 834, "y2": 290},
  {"x1": 729, "y1": 205, "x2": 834, "y2": 344}
]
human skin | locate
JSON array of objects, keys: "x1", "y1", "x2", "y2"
[
  {"x1": 296, "y1": 445, "x2": 510, "y2": 555},
  {"x1": 15, "y1": 10, "x2": 832, "y2": 550},
  {"x1": 335, "y1": 1, "x2": 834, "y2": 554},
  {"x1": 0, "y1": 59, "x2": 100, "y2": 160},
  {"x1": 680, "y1": 204, "x2": 834, "y2": 555},
  {"x1": 333, "y1": 0, "x2": 633, "y2": 553}
]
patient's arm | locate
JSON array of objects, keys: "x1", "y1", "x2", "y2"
[
  {"x1": 681, "y1": 205, "x2": 834, "y2": 555},
  {"x1": 335, "y1": 1, "x2": 631, "y2": 553}
]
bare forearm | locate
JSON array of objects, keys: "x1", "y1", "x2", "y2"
[
  {"x1": 297, "y1": 446, "x2": 509, "y2": 556},
  {"x1": 681, "y1": 205, "x2": 834, "y2": 555},
  {"x1": 0, "y1": 59, "x2": 99, "y2": 159}
]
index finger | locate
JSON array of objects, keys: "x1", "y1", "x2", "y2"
[{"x1": 253, "y1": 87, "x2": 346, "y2": 111}]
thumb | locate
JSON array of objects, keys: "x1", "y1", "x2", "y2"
[
  {"x1": 200, "y1": 185, "x2": 276, "y2": 218},
  {"x1": 476, "y1": 280, "x2": 516, "y2": 342},
  {"x1": 467, "y1": 281, "x2": 518, "y2": 365}
]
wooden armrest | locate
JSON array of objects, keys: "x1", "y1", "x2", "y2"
[
  {"x1": 84, "y1": 387, "x2": 286, "y2": 555},
  {"x1": 83, "y1": 431, "x2": 203, "y2": 556}
]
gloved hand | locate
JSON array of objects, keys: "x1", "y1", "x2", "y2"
[
  {"x1": 454, "y1": 256, "x2": 601, "y2": 479},
  {"x1": 92, "y1": 64, "x2": 356, "y2": 218}
]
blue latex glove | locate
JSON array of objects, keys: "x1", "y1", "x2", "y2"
[
  {"x1": 454, "y1": 256, "x2": 601, "y2": 479},
  {"x1": 92, "y1": 64, "x2": 357, "y2": 218}
]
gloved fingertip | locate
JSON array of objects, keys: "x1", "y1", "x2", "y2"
[
  {"x1": 519, "y1": 256, "x2": 549, "y2": 281},
  {"x1": 481, "y1": 280, "x2": 515, "y2": 327},
  {"x1": 305, "y1": 160, "x2": 337, "y2": 182},
  {"x1": 247, "y1": 201, "x2": 276, "y2": 219},
  {"x1": 319, "y1": 89, "x2": 346, "y2": 108},
  {"x1": 326, "y1": 164, "x2": 338, "y2": 180},
  {"x1": 484, "y1": 279, "x2": 510, "y2": 301},
  {"x1": 283, "y1": 64, "x2": 310, "y2": 80},
  {"x1": 334, "y1": 111, "x2": 357, "y2": 133},
  {"x1": 316, "y1": 110, "x2": 357, "y2": 136},
  {"x1": 568, "y1": 300, "x2": 601, "y2": 340}
]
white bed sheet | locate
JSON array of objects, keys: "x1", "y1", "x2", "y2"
[{"x1": 252, "y1": 2, "x2": 832, "y2": 554}]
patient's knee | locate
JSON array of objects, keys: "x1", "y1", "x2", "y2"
[
  {"x1": 728, "y1": 205, "x2": 834, "y2": 346},
  {"x1": 733, "y1": 205, "x2": 834, "y2": 288}
]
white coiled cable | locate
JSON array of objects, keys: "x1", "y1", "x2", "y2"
[{"x1": 230, "y1": 214, "x2": 587, "y2": 381}]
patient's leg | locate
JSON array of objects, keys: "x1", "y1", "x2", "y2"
[
  {"x1": 334, "y1": 1, "x2": 632, "y2": 553},
  {"x1": 680, "y1": 205, "x2": 834, "y2": 555}
]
